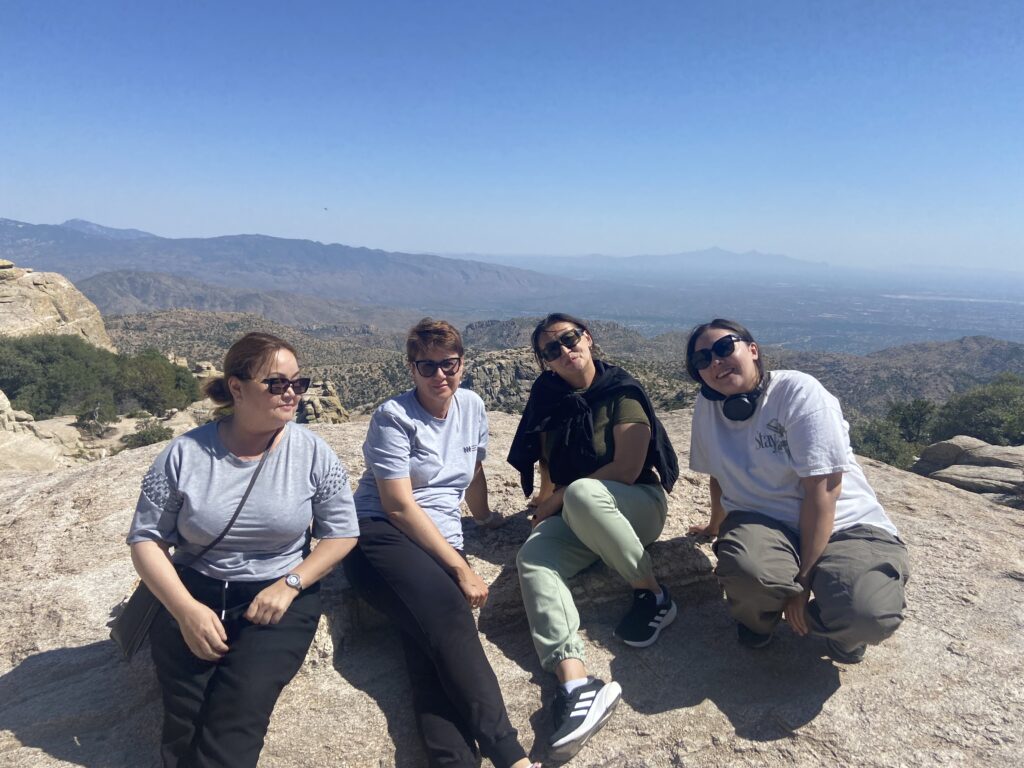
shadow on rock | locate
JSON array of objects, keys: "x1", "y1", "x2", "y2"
[
  {"x1": 323, "y1": 593, "x2": 428, "y2": 768},
  {"x1": 610, "y1": 598, "x2": 841, "y2": 740},
  {"x1": 0, "y1": 640, "x2": 161, "y2": 767}
]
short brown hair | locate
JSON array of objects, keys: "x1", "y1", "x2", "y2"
[
  {"x1": 406, "y1": 318, "x2": 464, "y2": 362},
  {"x1": 204, "y1": 332, "x2": 298, "y2": 415}
]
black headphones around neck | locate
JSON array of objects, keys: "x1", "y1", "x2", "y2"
[{"x1": 699, "y1": 376, "x2": 767, "y2": 421}]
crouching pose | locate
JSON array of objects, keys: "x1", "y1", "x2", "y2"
[
  {"x1": 128, "y1": 332, "x2": 359, "y2": 767},
  {"x1": 685, "y1": 319, "x2": 909, "y2": 662},
  {"x1": 343, "y1": 318, "x2": 539, "y2": 768},
  {"x1": 508, "y1": 313, "x2": 679, "y2": 762}
]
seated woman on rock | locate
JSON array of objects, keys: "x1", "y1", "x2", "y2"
[
  {"x1": 685, "y1": 318, "x2": 910, "y2": 662},
  {"x1": 343, "y1": 318, "x2": 539, "y2": 768},
  {"x1": 128, "y1": 331, "x2": 359, "y2": 768},
  {"x1": 507, "y1": 312, "x2": 679, "y2": 762}
]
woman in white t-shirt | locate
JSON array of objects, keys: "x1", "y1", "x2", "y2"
[{"x1": 685, "y1": 319, "x2": 909, "y2": 663}]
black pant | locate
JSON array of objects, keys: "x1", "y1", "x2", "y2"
[
  {"x1": 344, "y1": 518, "x2": 527, "y2": 768},
  {"x1": 149, "y1": 567, "x2": 321, "y2": 768}
]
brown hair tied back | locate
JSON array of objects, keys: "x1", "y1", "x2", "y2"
[{"x1": 203, "y1": 332, "x2": 298, "y2": 417}]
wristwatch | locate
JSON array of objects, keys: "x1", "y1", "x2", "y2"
[{"x1": 284, "y1": 572, "x2": 304, "y2": 592}]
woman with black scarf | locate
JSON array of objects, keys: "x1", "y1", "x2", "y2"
[{"x1": 507, "y1": 313, "x2": 679, "y2": 763}]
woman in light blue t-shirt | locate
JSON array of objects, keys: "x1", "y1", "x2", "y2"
[{"x1": 344, "y1": 318, "x2": 538, "y2": 768}]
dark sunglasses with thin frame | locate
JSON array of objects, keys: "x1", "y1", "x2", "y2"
[
  {"x1": 261, "y1": 376, "x2": 312, "y2": 395},
  {"x1": 692, "y1": 334, "x2": 748, "y2": 371},
  {"x1": 539, "y1": 328, "x2": 585, "y2": 362},
  {"x1": 413, "y1": 357, "x2": 462, "y2": 377}
]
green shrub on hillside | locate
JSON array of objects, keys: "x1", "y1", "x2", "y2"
[
  {"x1": 122, "y1": 419, "x2": 174, "y2": 449},
  {"x1": 0, "y1": 335, "x2": 198, "y2": 422},
  {"x1": 930, "y1": 373, "x2": 1024, "y2": 446},
  {"x1": 850, "y1": 418, "x2": 920, "y2": 470}
]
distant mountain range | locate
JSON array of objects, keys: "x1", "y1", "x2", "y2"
[
  {"x1": 4, "y1": 216, "x2": 1023, "y2": 354},
  {"x1": 0, "y1": 217, "x2": 648, "y2": 317}
]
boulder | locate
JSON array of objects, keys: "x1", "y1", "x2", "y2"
[
  {"x1": 0, "y1": 410, "x2": 1021, "y2": 767},
  {"x1": 0, "y1": 261, "x2": 115, "y2": 351},
  {"x1": 929, "y1": 465, "x2": 1024, "y2": 495},
  {"x1": 960, "y1": 443, "x2": 1024, "y2": 470},
  {"x1": 0, "y1": 389, "x2": 86, "y2": 471},
  {"x1": 910, "y1": 435, "x2": 989, "y2": 475}
]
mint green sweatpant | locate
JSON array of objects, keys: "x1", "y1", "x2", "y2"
[{"x1": 515, "y1": 478, "x2": 668, "y2": 671}]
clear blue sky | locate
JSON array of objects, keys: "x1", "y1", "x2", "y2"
[{"x1": 2, "y1": 1, "x2": 1021, "y2": 271}]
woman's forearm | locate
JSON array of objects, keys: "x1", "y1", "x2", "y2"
[
  {"x1": 292, "y1": 536, "x2": 358, "y2": 587},
  {"x1": 796, "y1": 473, "x2": 841, "y2": 584},
  {"x1": 130, "y1": 540, "x2": 198, "y2": 621},
  {"x1": 464, "y1": 462, "x2": 491, "y2": 521}
]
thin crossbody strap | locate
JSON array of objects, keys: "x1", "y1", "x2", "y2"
[{"x1": 181, "y1": 426, "x2": 283, "y2": 567}]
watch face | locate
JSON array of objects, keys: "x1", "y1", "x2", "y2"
[{"x1": 286, "y1": 574, "x2": 301, "y2": 589}]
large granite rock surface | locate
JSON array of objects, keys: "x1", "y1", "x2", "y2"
[
  {"x1": 0, "y1": 410, "x2": 1021, "y2": 767},
  {"x1": 0, "y1": 260, "x2": 115, "y2": 352}
]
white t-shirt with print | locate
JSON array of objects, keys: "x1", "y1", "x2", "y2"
[{"x1": 689, "y1": 370, "x2": 897, "y2": 536}]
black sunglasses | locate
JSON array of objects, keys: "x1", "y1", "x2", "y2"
[
  {"x1": 413, "y1": 357, "x2": 462, "y2": 377},
  {"x1": 692, "y1": 334, "x2": 746, "y2": 371},
  {"x1": 261, "y1": 376, "x2": 311, "y2": 395},
  {"x1": 539, "y1": 328, "x2": 585, "y2": 362}
]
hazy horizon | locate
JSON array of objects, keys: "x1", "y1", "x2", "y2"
[{"x1": 2, "y1": 2, "x2": 1022, "y2": 273}]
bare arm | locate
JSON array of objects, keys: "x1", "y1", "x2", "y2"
[
  {"x1": 531, "y1": 422, "x2": 651, "y2": 525},
  {"x1": 377, "y1": 476, "x2": 489, "y2": 607},
  {"x1": 463, "y1": 460, "x2": 500, "y2": 527},
  {"x1": 131, "y1": 540, "x2": 229, "y2": 661},
  {"x1": 244, "y1": 536, "x2": 358, "y2": 626},
  {"x1": 688, "y1": 476, "x2": 727, "y2": 537},
  {"x1": 784, "y1": 471, "x2": 841, "y2": 635},
  {"x1": 796, "y1": 472, "x2": 841, "y2": 584}
]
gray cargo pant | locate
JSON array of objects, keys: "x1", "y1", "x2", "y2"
[{"x1": 713, "y1": 511, "x2": 910, "y2": 654}]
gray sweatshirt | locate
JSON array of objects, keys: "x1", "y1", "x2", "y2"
[{"x1": 128, "y1": 421, "x2": 358, "y2": 581}]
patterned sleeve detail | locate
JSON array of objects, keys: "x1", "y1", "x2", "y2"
[
  {"x1": 140, "y1": 466, "x2": 184, "y2": 515},
  {"x1": 313, "y1": 458, "x2": 349, "y2": 504}
]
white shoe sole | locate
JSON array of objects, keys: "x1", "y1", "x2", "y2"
[
  {"x1": 549, "y1": 681, "x2": 623, "y2": 761},
  {"x1": 620, "y1": 600, "x2": 678, "y2": 648}
]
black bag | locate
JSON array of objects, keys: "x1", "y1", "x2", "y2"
[
  {"x1": 110, "y1": 580, "x2": 163, "y2": 659},
  {"x1": 110, "y1": 427, "x2": 280, "y2": 660}
]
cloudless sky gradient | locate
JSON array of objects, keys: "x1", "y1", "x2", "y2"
[{"x1": 1, "y1": 1, "x2": 1022, "y2": 270}]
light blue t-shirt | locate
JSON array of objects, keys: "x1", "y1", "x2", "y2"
[
  {"x1": 354, "y1": 387, "x2": 488, "y2": 549},
  {"x1": 128, "y1": 421, "x2": 359, "y2": 581}
]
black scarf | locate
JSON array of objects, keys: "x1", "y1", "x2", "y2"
[{"x1": 507, "y1": 360, "x2": 679, "y2": 496}]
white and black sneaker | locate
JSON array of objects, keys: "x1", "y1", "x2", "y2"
[
  {"x1": 548, "y1": 676, "x2": 622, "y2": 761},
  {"x1": 614, "y1": 584, "x2": 677, "y2": 647}
]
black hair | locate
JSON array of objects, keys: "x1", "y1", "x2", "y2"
[
  {"x1": 530, "y1": 312, "x2": 593, "y2": 369},
  {"x1": 684, "y1": 318, "x2": 766, "y2": 385}
]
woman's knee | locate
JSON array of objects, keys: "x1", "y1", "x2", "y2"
[
  {"x1": 561, "y1": 478, "x2": 607, "y2": 518},
  {"x1": 714, "y1": 535, "x2": 790, "y2": 591}
]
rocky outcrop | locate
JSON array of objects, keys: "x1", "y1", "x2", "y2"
[
  {"x1": 297, "y1": 380, "x2": 349, "y2": 424},
  {"x1": 0, "y1": 260, "x2": 115, "y2": 351},
  {"x1": 0, "y1": 388, "x2": 87, "y2": 470},
  {"x1": 463, "y1": 348, "x2": 540, "y2": 412},
  {"x1": 1, "y1": 410, "x2": 1021, "y2": 767},
  {"x1": 912, "y1": 435, "x2": 1024, "y2": 508}
]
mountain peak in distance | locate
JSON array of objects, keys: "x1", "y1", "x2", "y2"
[{"x1": 60, "y1": 219, "x2": 157, "y2": 240}]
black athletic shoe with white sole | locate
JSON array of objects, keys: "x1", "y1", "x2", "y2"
[
  {"x1": 614, "y1": 584, "x2": 678, "y2": 647},
  {"x1": 548, "y1": 676, "x2": 622, "y2": 761}
]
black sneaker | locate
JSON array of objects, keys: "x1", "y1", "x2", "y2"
[
  {"x1": 825, "y1": 638, "x2": 866, "y2": 664},
  {"x1": 614, "y1": 585, "x2": 677, "y2": 647},
  {"x1": 548, "y1": 676, "x2": 622, "y2": 761},
  {"x1": 736, "y1": 622, "x2": 773, "y2": 649}
]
